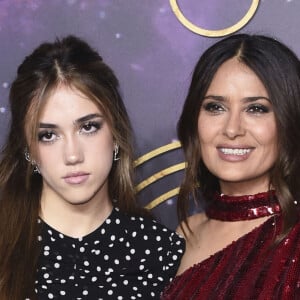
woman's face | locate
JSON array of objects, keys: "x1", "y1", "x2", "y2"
[
  {"x1": 36, "y1": 85, "x2": 114, "y2": 210},
  {"x1": 197, "y1": 58, "x2": 278, "y2": 195}
]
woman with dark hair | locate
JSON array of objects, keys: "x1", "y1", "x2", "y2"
[
  {"x1": 0, "y1": 35, "x2": 184, "y2": 299},
  {"x1": 162, "y1": 34, "x2": 300, "y2": 299}
]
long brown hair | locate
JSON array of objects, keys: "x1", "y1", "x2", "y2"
[
  {"x1": 0, "y1": 35, "x2": 148, "y2": 299},
  {"x1": 177, "y1": 34, "x2": 300, "y2": 236}
]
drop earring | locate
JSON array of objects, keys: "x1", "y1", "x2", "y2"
[
  {"x1": 33, "y1": 165, "x2": 41, "y2": 174},
  {"x1": 113, "y1": 144, "x2": 120, "y2": 161},
  {"x1": 24, "y1": 148, "x2": 41, "y2": 174}
]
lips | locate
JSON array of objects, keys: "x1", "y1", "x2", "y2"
[{"x1": 63, "y1": 172, "x2": 89, "y2": 184}]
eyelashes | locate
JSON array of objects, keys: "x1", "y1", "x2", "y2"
[
  {"x1": 38, "y1": 121, "x2": 103, "y2": 144},
  {"x1": 246, "y1": 104, "x2": 270, "y2": 114},
  {"x1": 80, "y1": 121, "x2": 102, "y2": 134},
  {"x1": 202, "y1": 102, "x2": 224, "y2": 113},
  {"x1": 201, "y1": 101, "x2": 271, "y2": 115},
  {"x1": 38, "y1": 131, "x2": 56, "y2": 143}
]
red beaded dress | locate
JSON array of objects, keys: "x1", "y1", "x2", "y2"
[{"x1": 161, "y1": 191, "x2": 300, "y2": 300}]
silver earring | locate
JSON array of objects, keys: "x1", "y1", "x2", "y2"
[
  {"x1": 24, "y1": 149, "x2": 31, "y2": 162},
  {"x1": 24, "y1": 148, "x2": 41, "y2": 174},
  {"x1": 113, "y1": 144, "x2": 120, "y2": 161},
  {"x1": 33, "y1": 165, "x2": 41, "y2": 174}
]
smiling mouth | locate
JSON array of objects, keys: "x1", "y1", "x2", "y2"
[{"x1": 219, "y1": 148, "x2": 251, "y2": 155}]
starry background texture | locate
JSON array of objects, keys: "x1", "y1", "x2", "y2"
[{"x1": 0, "y1": 0, "x2": 299, "y2": 229}]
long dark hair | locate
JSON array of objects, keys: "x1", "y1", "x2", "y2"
[
  {"x1": 0, "y1": 35, "x2": 148, "y2": 299},
  {"x1": 177, "y1": 34, "x2": 300, "y2": 236}
]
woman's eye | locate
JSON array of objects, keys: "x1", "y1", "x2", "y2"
[
  {"x1": 202, "y1": 102, "x2": 225, "y2": 113},
  {"x1": 38, "y1": 131, "x2": 57, "y2": 143},
  {"x1": 247, "y1": 104, "x2": 270, "y2": 114},
  {"x1": 80, "y1": 121, "x2": 101, "y2": 134}
]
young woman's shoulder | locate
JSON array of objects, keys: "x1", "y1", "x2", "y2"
[
  {"x1": 115, "y1": 207, "x2": 185, "y2": 247},
  {"x1": 114, "y1": 207, "x2": 185, "y2": 281}
]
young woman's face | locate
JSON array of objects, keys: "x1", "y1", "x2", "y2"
[
  {"x1": 197, "y1": 58, "x2": 278, "y2": 195},
  {"x1": 36, "y1": 85, "x2": 114, "y2": 208}
]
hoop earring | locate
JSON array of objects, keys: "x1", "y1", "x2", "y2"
[{"x1": 113, "y1": 144, "x2": 120, "y2": 161}]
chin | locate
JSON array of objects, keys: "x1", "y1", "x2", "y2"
[{"x1": 66, "y1": 197, "x2": 93, "y2": 206}]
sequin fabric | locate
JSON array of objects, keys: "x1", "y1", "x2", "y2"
[
  {"x1": 161, "y1": 192, "x2": 300, "y2": 299},
  {"x1": 206, "y1": 190, "x2": 280, "y2": 221}
]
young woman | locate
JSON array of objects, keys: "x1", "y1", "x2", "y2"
[
  {"x1": 162, "y1": 34, "x2": 300, "y2": 299},
  {"x1": 0, "y1": 35, "x2": 184, "y2": 299}
]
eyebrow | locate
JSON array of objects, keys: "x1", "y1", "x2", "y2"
[
  {"x1": 39, "y1": 113, "x2": 103, "y2": 128},
  {"x1": 203, "y1": 95, "x2": 270, "y2": 102}
]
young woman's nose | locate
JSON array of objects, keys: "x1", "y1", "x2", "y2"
[
  {"x1": 63, "y1": 135, "x2": 84, "y2": 165},
  {"x1": 223, "y1": 111, "x2": 246, "y2": 139}
]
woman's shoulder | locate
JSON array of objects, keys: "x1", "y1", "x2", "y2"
[
  {"x1": 176, "y1": 212, "x2": 207, "y2": 237},
  {"x1": 114, "y1": 207, "x2": 185, "y2": 270},
  {"x1": 114, "y1": 207, "x2": 185, "y2": 244}
]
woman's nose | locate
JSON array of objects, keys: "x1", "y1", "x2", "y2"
[
  {"x1": 63, "y1": 135, "x2": 84, "y2": 165},
  {"x1": 223, "y1": 111, "x2": 246, "y2": 139}
]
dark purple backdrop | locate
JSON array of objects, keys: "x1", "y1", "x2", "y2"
[{"x1": 1, "y1": 0, "x2": 299, "y2": 229}]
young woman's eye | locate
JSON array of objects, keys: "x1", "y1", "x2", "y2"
[
  {"x1": 202, "y1": 102, "x2": 225, "y2": 113},
  {"x1": 80, "y1": 121, "x2": 102, "y2": 134},
  {"x1": 38, "y1": 131, "x2": 57, "y2": 143},
  {"x1": 247, "y1": 104, "x2": 270, "y2": 114}
]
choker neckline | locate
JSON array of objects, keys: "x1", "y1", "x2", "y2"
[{"x1": 206, "y1": 190, "x2": 281, "y2": 221}]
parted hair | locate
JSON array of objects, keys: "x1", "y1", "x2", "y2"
[
  {"x1": 177, "y1": 34, "x2": 300, "y2": 237},
  {"x1": 0, "y1": 35, "x2": 148, "y2": 299}
]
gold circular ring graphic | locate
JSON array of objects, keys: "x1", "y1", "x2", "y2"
[{"x1": 170, "y1": 0, "x2": 260, "y2": 37}]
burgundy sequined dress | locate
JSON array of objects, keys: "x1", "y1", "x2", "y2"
[{"x1": 161, "y1": 191, "x2": 300, "y2": 299}]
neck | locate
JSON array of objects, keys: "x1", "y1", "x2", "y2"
[
  {"x1": 40, "y1": 193, "x2": 113, "y2": 238},
  {"x1": 219, "y1": 178, "x2": 271, "y2": 196}
]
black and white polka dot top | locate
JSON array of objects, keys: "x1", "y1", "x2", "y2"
[{"x1": 35, "y1": 207, "x2": 185, "y2": 299}]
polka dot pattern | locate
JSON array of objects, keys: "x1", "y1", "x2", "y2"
[{"x1": 35, "y1": 208, "x2": 185, "y2": 299}]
